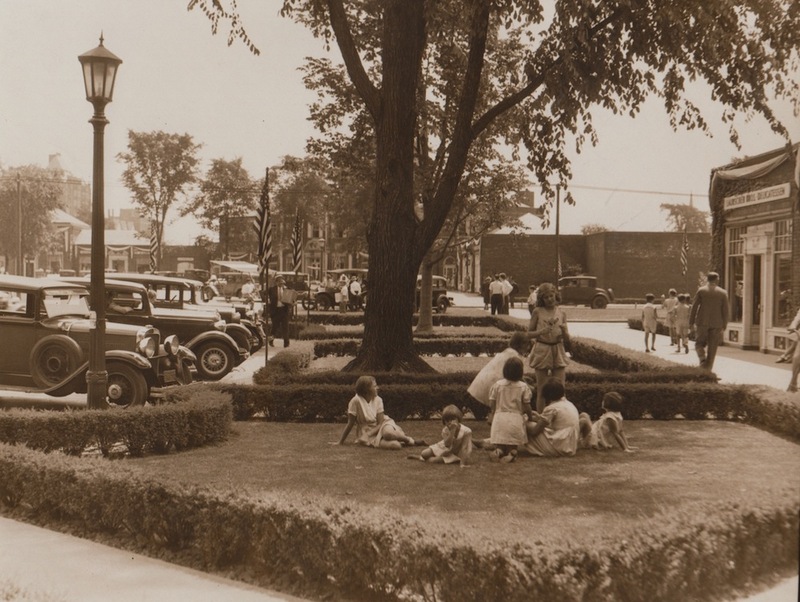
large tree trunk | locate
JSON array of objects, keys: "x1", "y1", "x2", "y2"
[
  {"x1": 415, "y1": 254, "x2": 435, "y2": 334},
  {"x1": 343, "y1": 0, "x2": 433, "y2": 373}
]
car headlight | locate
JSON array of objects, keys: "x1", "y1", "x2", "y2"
[
  {"x1": 214, "y1": 319, "x2": 226, "y2": 331},
  {"x1": 137, "y1": 336, "x2": 157, "y2": 358},
  {"x1": 164, "y1": 334, "x2": 180, "y2": 357}
]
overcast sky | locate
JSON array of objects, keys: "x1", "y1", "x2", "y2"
[{"x1": 1, "y1": 1, "x2": 798, "y2": 243}]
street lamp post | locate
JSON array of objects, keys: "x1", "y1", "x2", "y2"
[{"x1": 79, "y1": 35, "x2": 122, "y2": 410}]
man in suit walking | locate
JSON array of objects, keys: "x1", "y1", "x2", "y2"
[
  {"x1": 689, "y1": 272, "x2": 729, "y2": 371},
  {"x1": 268, "y1": 275, "x2": 291, "y2": 348}
]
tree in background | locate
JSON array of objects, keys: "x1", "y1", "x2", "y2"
[
  {"x1": 117, "y1": 131, "x2": 202, "y2": 253},
  {"x1": 660, "y1": 202, "x2": 710, "y2": 233},
  {"x1": 183, "y1": 158, "x2": 256, "y2": 259},
  {"x1": 190, "y1": 0, "x2": 799, "y2": 372},
  {"x1": 581, "y1": 224, "x2": 611, "y2": 235},
  {"x1": 0, "y1": 166, "x2": 62, "y2": 273}
]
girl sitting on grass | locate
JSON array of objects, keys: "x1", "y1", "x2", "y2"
[
  {"x1": 336, "y1": 375, "x2": 424, "y2": 449},
  {"x1": 488, "y1": 356, "x2": 533, "y2": 463},
  {"x1": 407, "y1": 405, "x2": 473, "y2": 465},
  {"x1": 578, "y1": 391, "x2": 638, "y2": 452}
]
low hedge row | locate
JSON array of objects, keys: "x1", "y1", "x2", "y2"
[
  {"x1": 306, "y1": 312, "x2": 525, "y2": 331},
  {"x1": 213, "y1": 381, "x2": 800, "y2": 440},
  {"x1": 0, "y1": 390, "x2": 233, "y2": 457},
  {"x1": 1, "y1": 441, "x2": 796, "y2": 601},
  {"x1": 313, "y1": 337, "x2": 515, "y2": 358}
]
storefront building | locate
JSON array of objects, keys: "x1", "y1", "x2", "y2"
[{"x1": 709, "y1": 143, "x2": 799, "y2": 354}]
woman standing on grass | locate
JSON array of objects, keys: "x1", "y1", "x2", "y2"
[
  {"x1": 337, "y1": 375, "x2": 424, "y2": 449},
  {"x1": 527, "y1": 282, "x2": 571, "y2": 413}
]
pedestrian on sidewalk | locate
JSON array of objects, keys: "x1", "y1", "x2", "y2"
[
  {"x1": 662, "y1": 288, "x2": 679, "y2": 346},
  {"x1": 642, "y1": 293, "x2": 658, "y2": 352},
  {"x1": 671, "y1": 293, "x2": 691, "y2": 354},
  {"x1": 268, "y1": 275, "x2": 291, "y2": 348},
  {"x1": 776, "y1": 308, "x2": 800, "y2": 364},
  {"x1": 489, "y1": 275, "x2": 504, "y2": 315},
  {"x1": 481, "y1": 276, "x2": 492, "y2": 310},
  {"x1": 689, "y1": 272, "x2": 729, "y2": 371}
]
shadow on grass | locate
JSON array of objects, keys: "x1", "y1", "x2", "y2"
[{"x1": 132, "y1": 419, "x2": 799, "y2": 546}]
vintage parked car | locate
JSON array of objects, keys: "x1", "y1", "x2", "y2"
[
  {"x1": 108, "y1": 273, "x2": 261, "y2": 353},
  {"x1": 0, "y1": 275, "x2": 194, "y2": 408},
  {"x1": 64, "y1": 277, "x2": 249, "y2": 381},
  {"x1": 557, "y1": 275, "x2": 614, "y2": 309},
  {"x1": 416, "y1": 274, "x2": 454, "y2": 313},
  {"x1": 310, "y1": 268, "x2": 369, "y2": 311}
]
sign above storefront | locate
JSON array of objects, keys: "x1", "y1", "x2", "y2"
[{"x1": 723, "y1": 183, "x2": 790, "y2": 211}]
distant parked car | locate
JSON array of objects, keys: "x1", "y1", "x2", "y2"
[
  {"x1": 0, "y1": 275, "x2": 193, "y2": 408},
  {"x1": 64, "y1": 277, "x2": 248, "y2": 381},
  {"x1": 108, "y1": 273, "x2": 260, "y2": 353},
  {"x1": 558, "y1": 275, "x2": 614, "y2": 309},
  {"x1": 416, "y1": 275, "x2": 454, "y2": 313},
  {"x1": 312, "y1": 269, "x2": 369, "y2": 311}
]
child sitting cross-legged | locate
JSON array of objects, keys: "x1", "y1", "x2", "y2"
[{"x1": 407, "y1": 405, "x2": 473, "y2": 465}]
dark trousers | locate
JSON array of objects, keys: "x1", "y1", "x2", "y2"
[
  {"x1": 490, "y1": 294, "x2": 503, "y2": 315},
  {"x1": 270, "y1": 306, "x2": 290, "y2": 346},
  {"x1": 695, "y1": 326, "x2": 722, "y2": 370}
]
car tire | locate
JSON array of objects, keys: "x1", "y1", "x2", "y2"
[
  {"x1": 591, "y1": 296, "x2": 608, "y2": 309},
  {"x1": 301, "y1": 297, "x2": 317, "y2": 310},
  {"x1": 30, "y1": 335, "x2": 83, "y2": 389},
  {"x1": 437, "y1": 298, "x2": 449, "y2": 313},
  {"x1": 226, "y1": 329, "x2": 252, "y2": 354},
  {"x1": 195, "y1": 341, "x2": 235, "y2": 381},
  {"x1": 106, "y1": 361, "x2": 149, "y2": 409}
]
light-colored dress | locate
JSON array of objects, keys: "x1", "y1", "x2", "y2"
[
  {"x1": 528, "y1": 307, "x2": 569, "y2": 370},
  {"x1": 579, "y1": 410, "x2": 623, "y2": 450},
  {"x1": 489, "y1": 379, "x2": 532, "y2": 446},
  {"x1": 523, "y1": 398, "x2": 580, "y2": 457},
  {"x1": 642, "y1": 303, "x2": 658, "y2": 332},
  {"x1": 467, "y1": 347, "x2": 524, "y2": 406},
  {"x1": 428, "y1": 424, "x2": 473, "y2": 464},
  {"x1": 346, "y1": 394, "x2": 398, "y2": 447}
]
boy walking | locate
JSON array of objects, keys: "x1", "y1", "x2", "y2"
[{"x1": 642, "y1": 293, "x2": 658, "y2": 352}]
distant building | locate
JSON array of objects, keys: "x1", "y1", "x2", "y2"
[
  {"x1": 48, "y1": 154, "x2": 91, "y2": 222},
  {"x1": 709, "y1": 142, "x2": 798, "y2": 354}
]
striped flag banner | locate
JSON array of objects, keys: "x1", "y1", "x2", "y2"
[
  {"x1": 253, "y1": 168, "x2": 273, "y2": 280},
  {"x1": 149, "y1": 226, "x2": 159, "y2": 273},
  {"x1": 290, "y1": 210, "x2": 302, "y2": 273},
  {"x1": 680, "y1": 228, "x2": 689, "y2": 276},
  {"x1": 557, "y1": 254, "x2": 562, "y2": 280}
]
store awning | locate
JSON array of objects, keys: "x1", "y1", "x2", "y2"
[{"x1": 210, "y1": 260, "x2": 260, "y2": 275}]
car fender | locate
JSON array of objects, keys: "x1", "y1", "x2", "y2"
[
  {"x1": 185, "y1": 330, "x2": 240, "y2": 353},
  {"x1": 105, "y1": 349, "x2": 153, "y2": 371},
  {"x1": 224, "y1": 322, "x2": 252, "y2": 343}
]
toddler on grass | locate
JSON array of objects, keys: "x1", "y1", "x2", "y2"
[{"x1": 407, "y1": 405, "x2": 473, "y2": 465}]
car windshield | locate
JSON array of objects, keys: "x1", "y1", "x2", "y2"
[{"x1": 42, "y1": 288, "x2": 90, "y2": 318}]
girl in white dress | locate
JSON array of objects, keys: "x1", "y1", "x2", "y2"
[
  {"x1": 578, "y1": 391, "x2": 637, "y2": 452},
  {"x1": 336, "y1": 376, "x2": 422, "y2": 449},
  {"x1": 488, "y1": 356, "x2": 533, "y2": 463}
]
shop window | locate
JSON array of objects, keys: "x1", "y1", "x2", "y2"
[
  {"x1": 727, "y1": 227, "x2": 745, "y2": 322},
  {"x1": 773, "y1": 253, "x2": 793, "y2": 327}
]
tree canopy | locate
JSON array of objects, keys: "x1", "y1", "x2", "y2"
[
  {"x1": 0, "y1": 165, "x2": 63, "y2": 271},
  {"x1": 660, "y1": 202, "x2": 710, "y2": 233},
  {"x1": 190, "y1": 0, "x2": 799, "y2": 371},
  {"x1": 117, "y1": 131, "x2": 202, "y2": 251}
]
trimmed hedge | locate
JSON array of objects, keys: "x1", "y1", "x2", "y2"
[
  {"x1": 0, "y1": 441, "x2": 796, "y2": 601},
  {"x1": 306, "y1": 312, "x2": 525, "y2": 331},
  {"x1": 0, "y1": 390, "x2": 233, "y2": 457}
]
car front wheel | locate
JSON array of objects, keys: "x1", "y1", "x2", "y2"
[
  {"x1": 106, "y1": 361, "x2": 148, "y2": 409},
  {"x1": 437, "y1": 298, "x2": 449, "y2": 313},
  {"x1": 591, "y1": 295, "x2": 608, "y2": 309},
  {"x1": 195, "y1": 341, "x2": 235, "y2": 380}
]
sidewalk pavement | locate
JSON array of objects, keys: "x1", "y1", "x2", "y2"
[{"x1": 1, "y1": 295, "x2": 796, "y2": 601}]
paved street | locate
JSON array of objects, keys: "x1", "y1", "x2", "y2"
[{"x1": 0, "y1": 297, "x2": 796, "y2": 601}]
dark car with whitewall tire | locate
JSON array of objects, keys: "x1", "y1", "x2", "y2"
[
  {"x1": 63, "y1": 277, "x2": 248, "y2": 382},
  {"x1": 557, "y1": 275, "x2": 614, "y2": 309},
  {"x1": 107, "y1": 273, "x2": 260, "y2": 353},
  {"x1": 0, "y1": 275, "x2": 193, "y2": 408}
]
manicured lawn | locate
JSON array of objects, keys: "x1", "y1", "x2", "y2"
[{"x1": 131, "y1": 419, "x2": 800, "y2": 546}]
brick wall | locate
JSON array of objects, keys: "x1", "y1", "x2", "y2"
[{"x1": 480, "y1": 232, "x2": 710, "y2": 299}]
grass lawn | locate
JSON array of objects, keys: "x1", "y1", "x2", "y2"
[{"x1": 131, "y1": 419, "x2": 800, "y2": 547}]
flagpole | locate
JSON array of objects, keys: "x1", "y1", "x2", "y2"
[{"x1": 254, "y1": 167, "x2": 273, "y2": 369}]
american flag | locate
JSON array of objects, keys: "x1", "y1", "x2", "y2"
[
  {"x1": 254, "y1": 168, "x2": 273, "y2": 279},
  {"x1": 149, "y1": 225, "x2": 159, "y2": 273},
  {"x1": 557, "y1": 253, "x2": 562, "y2": 280},
  {"x1": 680, "y1": 227, "x2": 689, "y2": 276},
  {"x1": 290, "y1": 210, "x2": 302, "y2": 273}
]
